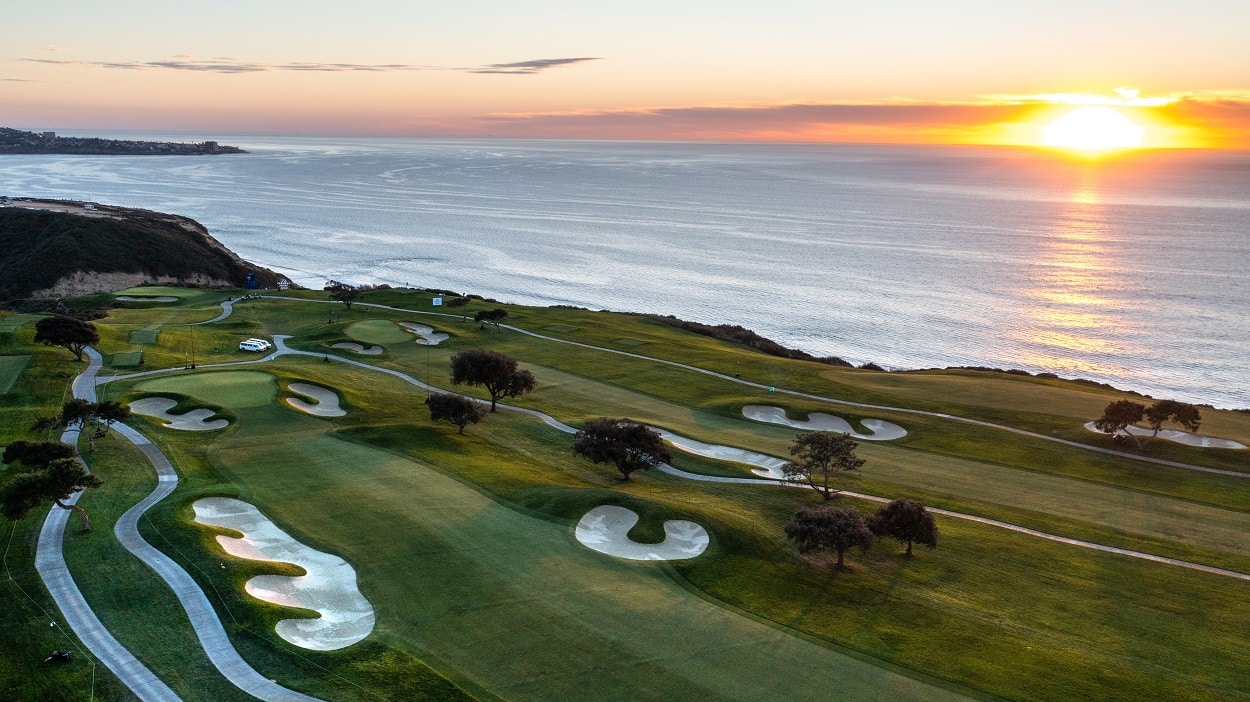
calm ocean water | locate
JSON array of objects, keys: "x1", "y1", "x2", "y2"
[{"x1": 1, "y1": 136, "x2": 1247, "y2": 408}]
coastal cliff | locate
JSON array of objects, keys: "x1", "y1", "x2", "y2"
[
  {"x1": 0, "y1": 199, "x2": 283, "y2": 300},
  {"x1": 0, "y1": 127, "x2": 244, "y2": 155}
]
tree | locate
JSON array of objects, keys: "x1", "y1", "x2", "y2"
[
  {"x1": 1144, "y1": 400, "x2": 1201, "y2": 443},
  {"x1": 784, "y1": 506, "x2": 874, "y2": 568},
  {"x1": 3, "y1": 440, "x2": 76, "y2": 468},
  {"x1": 446, "y1": 296, "x2": 471, "y2": 321},
  {"x1": 1093, "y1": 400, "x2": 1147, "y2": 448},
  {"x1": 33, "y1": 316, "x2": 99, "y2": 362},
  {"x1": 425, "y1": 393, "x2": 487, "y2": 433},
  {"x1": 782, "y1": 431, "x2": 865, "y2": 500},
  {"x1": 94, "y1": 400, "x2": 132, "y2": 434},
  {"x1": 0, "y1": 457, "x2": 101, "y2": 530},
  {"x1": 450, "y1": 349, "x2": 535, "y2": 411},
  {"x1": 325, "y1": 280, "x2": 361, "y2": 309},
  {"x1": 572, "y1": 418, "x2": 672, "y2": 481},
  {"x1": 868, "y1": 498, "x2": 938, "y2": 556},
  {"x1": 474, "y1": 308, "x2": 508, "y2": 331},
  {"x1": 59, "y1": 398, "x2": 96, "y2": 431}
]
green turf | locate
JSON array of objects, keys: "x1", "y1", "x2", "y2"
[
  {"x1": 109, "y1": 351, "x2": 144, "y2": 368},
  {"x1": 129, "y1": 329, "x2": 160, "y2": 344},
  {"x1": 344, "y1": 319, "x2": 415, "y2": 346},
  {"x1": 612, "y1": 338, "x2": 647, "y2": 346},
  {"x1": 134, "y1": 370, "x2": 278, "y2": 409},
  {"x1": 0, "y1": 355, "x2": 31, "y2": 393},
  {"x1": 8, "y1": 288, "x2": 1250, "y2": 702}
]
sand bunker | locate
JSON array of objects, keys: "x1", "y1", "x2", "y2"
[
  {"x1": 650, "y1": 427, "x2": 790, "y2": 479},
  {"x1": 286, "y1": 383, "x2": 346, "y2": 417},
  {"x1": 400, "y1": 322, "x2": 449, "y2": 345},
  {"x1": 743, "y1": 405, "x2": 907, "y2": 440},
  {"x1": 129, "y1": 397, "x2": 228, "y2": 431},
  {"x1": 575, "y1": 505, "x2": 709, "y2": 561},
  {"x1": 1083, "y1": 422, "x2": 1245, "y2": 450},
  {"x1": 331, "y1": 342, "x2": 383, "y2": 355},
  {"x1": 192, "y1": 497, "x2": 375, "y2": 651},
  {"x1": 116, "y1": 295, "x2": 179, "y2": 303}
]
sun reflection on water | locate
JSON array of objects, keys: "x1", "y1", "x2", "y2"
[{"x1": 1012, "y1": 169, "x2": 1141, "y2": 375}]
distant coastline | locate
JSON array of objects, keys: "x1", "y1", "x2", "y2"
[{"x1": 0, "y1": 127, "x2": 244, "y2": 155}]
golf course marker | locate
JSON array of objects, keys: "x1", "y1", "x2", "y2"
[
  {"x1": 575, "y1": 505, "x2": 709, "y2": 561},
  {"x1": 192, "y1": 497, "x2": 375, "y2": 651},
  {"x1": 743, "y1": 405, "x2": 907, "y2": 440}
]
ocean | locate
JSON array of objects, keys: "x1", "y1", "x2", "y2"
[{"x1": 1, "y1": 136, "x2": 1247, "y2": 408}]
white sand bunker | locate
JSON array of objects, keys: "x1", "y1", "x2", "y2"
[
  {"x1": 1083, "y1": 422, "x2": 1245, "y2": 450},
  {"x1": 575, "y1": 505, "x2": 709, "y2": 561},
  {"x1": 285, "y1": 383, "x2": 346, "y2": 417},
  {"x1": 400, "y1": 322, "x2": 449, "y2": 345},
  {"x1": 744, "y1": 405, "x2": 907, "y2": 440},
  {"x1": 116, "y1": 295, "x2": 179, "y2": 302},
  {"x1": 192, "y1": 497, "x2": 375, "y2": 651},
  {"x1": 129, "y1": 397, "x2": 228, "y2": 431},
  {"x1": 650, "y1": 427, "x2": 789, "y2": 480},
  {"x1": 331, "y1": 342, "x2": 383, "y2": 355}
]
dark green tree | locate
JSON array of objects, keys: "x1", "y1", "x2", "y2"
[
  {"x1": 446, "y1": 296, "x2": 471, "y2": 321},
  {"x1": 868, "y1": 498, "x2": 939, "y2": 556},
  {"x1": 782, "y1": 431, "x2": 865, "y2": 500},
  {"x1": 3, "y1": 440, "x2": 76, "y2": 468},
  {"x1": 572, "y1": 418, "x2": 672, "y2": 481},
  {"x1": 784, "y1": 506, "x2": 874, "y2": 568},
  {"x1": 325, "y1": 280, "x2": 361, "y2": 309},
  {"x1": 474, "y1": 308, "x2": 508, "y2": 331},
  {"x1": 1, "y1": 458, "x2": 101, "y2": 530},
  {"x1": 33, "y1": 316, "x2": 99, "y2": 361},
  {"x1": 425, "y1": 393, "x2": 487, "y2": 434},
  {"x1": 94, "y1": 400, "x2": 132, "y2": 434},
  {"x1": 1144, "y1": 400, "x2": 1201, "y2": 443},
  {"x1": 450, "y1": 349, "x2": 535, "y2": 411},
  {"x1": 1093, "y1": 400, "x2": 1147, "y2": 448}
]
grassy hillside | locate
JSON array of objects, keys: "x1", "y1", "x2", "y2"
[
  {"x1": 0, "y1": 205, "x2": 282, "y2": 300},
  {"x1": 3, "y1": 287, "x2": 1249, "y2": 701}
]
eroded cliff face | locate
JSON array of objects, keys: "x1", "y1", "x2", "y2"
[
  {"x1": 30, "y1": 271, "x2": 234, "y2": 298},
  {"x1": 1, "y1": 199, "x2": 285, "y2": 300}
]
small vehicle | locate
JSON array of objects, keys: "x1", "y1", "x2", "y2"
[{"x1": 239, "y1": 338, "x2": 272, "y2": 352}]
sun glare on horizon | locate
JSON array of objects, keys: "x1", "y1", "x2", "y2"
[{"x1": 1041, "y1": 106, "x2": 1147, "y2": 152}]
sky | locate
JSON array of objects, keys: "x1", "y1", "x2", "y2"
[{"x1": 2, "y1": 0, "x2": 1248, "y2": 147}]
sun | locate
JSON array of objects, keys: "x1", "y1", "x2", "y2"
[{"x1": 1041, "y1": 106, "x2": 1146, "y2": 152}]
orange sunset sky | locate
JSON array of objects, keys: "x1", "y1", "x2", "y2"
[{"x1": 2, "y1": 0, "x2": 1248, "y2": 148}]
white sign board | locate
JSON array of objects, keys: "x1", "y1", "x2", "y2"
[{"x1": 432, "y1": 297, "x2": 443, "y2": 306}]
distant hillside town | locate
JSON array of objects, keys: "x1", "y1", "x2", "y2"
[{"x1": 0, "y1": 127, "x2": 245, "y2": 155}]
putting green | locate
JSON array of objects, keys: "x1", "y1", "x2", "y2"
[
  {"x1": 134, "y1": 370, "x2": 278, "y2": 409},
  {"x1": 0, "y1": 355, "x2": 31, "y2": 393},
  {"x1": 198, "y1": 399, "x2": 968, "y2": 702},
  {"x1": 345, "y1": 319, "x2": 414, "y2": 346}
]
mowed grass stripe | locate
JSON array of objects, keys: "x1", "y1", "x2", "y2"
[
  {"x1": 0, "y1": 355, "x2": 31, "y2": 393},
  {"x1": 205, "y1": 411, "x2": 971, "y2": 701}
]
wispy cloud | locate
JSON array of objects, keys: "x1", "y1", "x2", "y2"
[
  {"x1": 22, "y1": 55, "x2": 600, "y2": 75},
  {"x1": 471, "y1": 91, "x2": 1250, "y2": 146},
  {"x1": 1, "y1": 77, "x2": 36, "y2": 83},
  {"x1": 35, "y1": 43, "x2": 63, "y2": 53},
  {"x1": 471, "y1": 57, "x2": 600, "y2": 74}
]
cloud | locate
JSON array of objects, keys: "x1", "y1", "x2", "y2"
[
  {"x1": 35, "y1": 43, "x2": 63, "y2": 53},
  {"x1": 22, "y1": 55, "x2": 600, "y2": 76},
  {"x1": 470, "y1": 57, "x2": 601, "y2": 74},
  {"x1": 471, "y1": 92, "x2": 1250, "y2": 146},
  {"x1": 1, "y1": 77, "x2": 36, "y2": 82}
]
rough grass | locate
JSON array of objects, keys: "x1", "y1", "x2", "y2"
[{"x1": 0, "y1": 354, "x2": 31, "y2": 393}]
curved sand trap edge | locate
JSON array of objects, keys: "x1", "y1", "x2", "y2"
[
  {"x1": 129, "y1": 397, "x2": 228, "y2": 431},
  {"x1": 575, "y1": 505, "x2": 709, "y2": 561},
  {"x1": 743, "y1": 405, "x2": 907, "y2": 440},
  {"x1": 116, "y1": 295, "x2": 179, "y2": 303},
  {"x1": 1083, "y1": 422, "x2": 1245, "y2": 450},
  {"x1": 650, "y1": 427, "x2": 789, "y2": 480},
  {"x1": 400, "y1": 322, "x2": 449, "y2": 345},
  {"x1": 331, "y1": 342, "x2": 383, "y2": 355},
  {"x1": 192, "y1": 497, "x2": 375, "y2": 651},
  {"x1": 285, "y1": 383, "x2": 347, "y2": 417}
]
